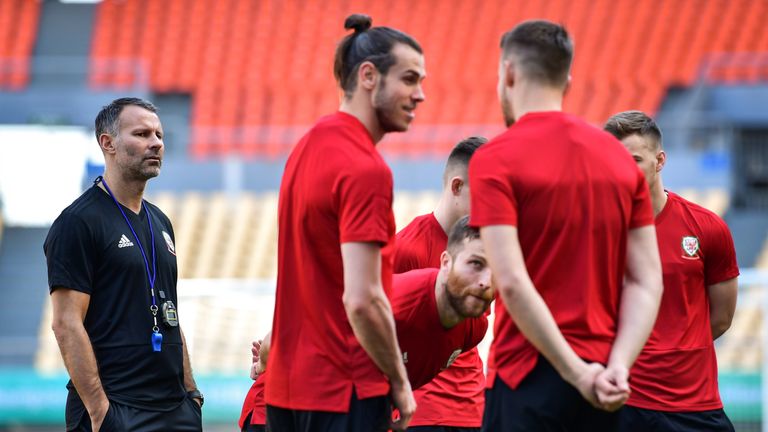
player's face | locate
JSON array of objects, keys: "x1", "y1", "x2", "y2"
[
  {"x1": 621, "y1": 134, "x2": 662, "y2": 188},
  {"x1": 444, "y1": 238, "x2": 493, "y2": 318},
  {"x1": 113, "y1": 105, "x2": 164, "y2": 181},
  {"x1": 373, "y1": 43, "x2": 426, "y2": 133}
]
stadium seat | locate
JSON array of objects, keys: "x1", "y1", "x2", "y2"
[{"x1": 0, "y1": 0, "x2": 40, "y2": 90}]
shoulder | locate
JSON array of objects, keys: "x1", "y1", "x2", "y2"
[
  {"x1": 51, "y1": 187, "x2": 105, "y2": 228},
  {"x1": 671, "y1": 192, "x2": 729, "y2": 231},
  {"x1": 393, "y1": 269, "x2": 438, "y2": 297}
]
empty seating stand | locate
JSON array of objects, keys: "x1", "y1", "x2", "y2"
[
  {"x1": 88, "y1": 0, "x2": 768, "y2": 158},
  {"x1": 0, "y1": 0, "x2": 40, "y2": 90}
]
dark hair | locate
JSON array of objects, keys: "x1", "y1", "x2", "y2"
[
  {"x1": 446, "y1": 216, "x2": 481, "y2": 256},
  {"x1": 500, "y1": 20, "x2": 573, "y2": 88},
  {"x1": 604, "y1": 110, "x2": 663, "y2": 150},
  {"x1": 333, "y1": 14, "x2": 422, "y2": 97},
  {"x1": 95, "y1": 97, "x2": 157, "y2": 141},
  {"x1": 443, "y1": 136, "x2": 487, "y2": 183}
]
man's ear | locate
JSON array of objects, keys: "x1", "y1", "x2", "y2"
[
  {"x1": 99, "y1": 133, "x2": 116, "y2": 155},
  {"x1": 503, "y1": 58, "x2": 515, "y2": 87},
  {"x1": 440, "y1": 250, "x2": 452, "y2": 270},
  {"x1": 450, "y1": 177, "x2": 464, "y2": 196},
  {"x1": 358, "y1": 61, "x2": 379, "y2": 91},
  {"x1": 656, "y1": 150, "x2": 667, "y2": 173}
]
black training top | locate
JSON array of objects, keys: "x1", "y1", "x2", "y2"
[{"x1": 44, "y1": 183, "x2": 185, "y2": 411}]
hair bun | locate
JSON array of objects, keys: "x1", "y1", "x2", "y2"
[{"x1": 344, "y1": 14, "x2": 372, "y2": 34}]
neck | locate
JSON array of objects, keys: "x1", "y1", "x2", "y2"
[
  {"x1": 340, "y1": 95, "x2": 384, "y2": 143},
  {"x1": 650, "y1": 177, "x2": 668, "y2": 216},
  {"x1": 100, "y1": 170, "x2": 146, "y2": 214},
  {"x1": 511, "y1": 83, "x2": 563, "y2": 121},
  {"x1": 435, "y1": 271, "x2": 462, "y2": 329},
  {"x1": 432, "y1": 190, "x2": 461, "y2": 235}
]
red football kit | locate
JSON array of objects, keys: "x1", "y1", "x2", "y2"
[
  {"x1": 242, "y1": 269, "x2": 487, "y2": 425},
  {"x1": 469, "y1": 111, "x2": 655, "y2": 390},
  {"x1": 239, "y1": 373, "x2": 266, "y2": 428},
  {"x1": 628, "y1": 191, "x2": 739, "y2": 411},
  {"x1": 266, "y1": 112, "x2": 396, "y2": 412},
  {"x1": 392, "y1": 268, "x2": 488, "y2": 389},
  {"x1": 394, "y1": 213, "x2": 485, "y2": 427}
]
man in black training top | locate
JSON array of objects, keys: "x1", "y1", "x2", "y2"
[{"x1": 44, "y1": 97, "x2": 203, "y2": 431}]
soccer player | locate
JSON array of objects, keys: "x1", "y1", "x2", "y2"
[
  {"x1": 243, "y1": 217, "x2": 491, "y2": 430},
  {"x1": 393, "y1": 136, "x2": 487, "y2": 432},
  {"x1": 605, "y1": 111, "x2": 739, "y2": 431},
  {"x1": 266, "y1": 14, "x2": 425, "y2": 432},
  {"x1": 44, "y1": 98, "x2": 202, "y2": 431},
  {"x1": 469, "y1": 20, "x2": 664, "y2": 431}
]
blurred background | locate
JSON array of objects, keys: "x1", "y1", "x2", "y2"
[{"x1": 1, "y1": 0, "x2": 767, "y2": 430}]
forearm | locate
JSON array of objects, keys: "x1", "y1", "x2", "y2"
[
  {"x1": 498, "y1": 278, "x2": 585, "y2": 384},
  {"x1": 181, "y1": 329, "x2": 198, "y2": 391},
  {"x1": 346, "y1": 294, "x2": 409, "y2": 385},
  {"x1": 53, "y1": 322, "x2": 108, "y2": 415},
  {"x1": 609, "y1": 280, "x2": 661, "y2": 369}
]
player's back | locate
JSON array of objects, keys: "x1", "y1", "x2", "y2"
[{"x1": 471, "y1": 111, "x2": 652, "y2": 380}]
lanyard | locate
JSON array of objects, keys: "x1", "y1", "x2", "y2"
[{"x1": 99, "y1": 176, "x2": 163, "y2": 351}]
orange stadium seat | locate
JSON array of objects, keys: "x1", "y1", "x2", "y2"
[
  {"x1": 87, "y1": 0, "x2": 768, "y2": 158},
  {"x1": 0, "y1": 0, "x2": 40, "y2": 89}
]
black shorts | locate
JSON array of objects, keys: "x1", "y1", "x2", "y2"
[
  {"x1": 408, "y1": 427, "x2": 480, "y2": 432},
  {"x1": 241, "y1": 412, "x2": 266, "y2": 432},
  {"x1": 67, "y1": 394, "x2": 202, "y2": 431},
  {"x1": 482, "y1": 356, "x2": 618, "y2": 432},
  {"x1": 618, "y1": 405, "x2": 735, "y2": 432},
  {"x1": 266, "y1": 391, "x2": 390, "y2": 432}
]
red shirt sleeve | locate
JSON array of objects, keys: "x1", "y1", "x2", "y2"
[
  {"x1": 468, "y1": 149, "x2": 518, "y2": 227},
  {"x1": 629, "y1": 167, "x2": 655, "y2": 229},
  {"x1": 336, "y1": 163, "x2": 394, "y2": 244},
  {"x1": 703, "y1": 216, "x2": 740, "y2": 285}
]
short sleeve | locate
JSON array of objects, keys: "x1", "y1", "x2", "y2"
[
  {"x1": 629, "y1": 168, "x2": 655, "y2": 229},
  {"x1": 703, "y1": 217, "x2": 740, "y2": 286},
  {"x1": 43, "y1": 212, "x2": 96, "y2": 294},
  {"x1": 337, "y1": 163, "x2": 394, "y2": 245},
  {"x1": 468, "y1": 149, "x2": 518, "y2": 227}
]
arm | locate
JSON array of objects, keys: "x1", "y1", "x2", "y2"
[
  {"x1": 51, "y1": 288, "x2": 109, "y2": 431},
  {"x1": 180, "y1": 329, "x2": 201, "y2": 405},
  {"x1": 341, "y1": 242, "x2": 415, "y2": 431},
  {"x1": 479, "y1": 225, "x2": 604, "y2": 407},
  {"x1": 708, "y1": 278, "x2": 738, "y2": 340},
  {"x1": 596, "y1": 225, "x2": 663, "y2": 410}
]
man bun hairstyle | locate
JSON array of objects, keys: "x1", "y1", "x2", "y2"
[
  {"x1": 604, "y1": 110, "x2": 663, "y2": 150},
  {"x1": 500, "y1": 20, "x2": 573, "y2": 88},
  {"x1": 333, "y1": 14, "x2": 422, "y2": 98},
  {"x1": 446, "y1": 216, "x2": 481, "y2": 256}
]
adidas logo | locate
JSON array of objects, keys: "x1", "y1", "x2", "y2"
[{"x1": 118, "y1": 234, "x2": 134, "y2": 248}]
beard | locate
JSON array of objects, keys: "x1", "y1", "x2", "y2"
[
  {"x1": 501, "y1": 93, "x2": 515, "y2": 128},
  {"x1": 120, "y1": 146, "x2": 162, "y2": 181},
  {"x1": 445, "y1": 267, "x2": 489, "y2": 318},
  {"x1": 373, "y1": 80, "x2": 409, "y2": 133}
]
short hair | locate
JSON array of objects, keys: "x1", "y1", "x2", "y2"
[
  {"x1": 333, "y1": 14, "x2": 423, "y2": 98},
  {"x1": 500, "y1": 20, "x2": 573, "y2": 88},
  {"x1": 95, "y1": 97, "x2": 157, "y2": 142},
  {"x1": 446, "y1": 216, "x2": 481, "y2": 256},
  {"x1": 443, "y1": 136, "x2": 487, "y2": 183},
  {"x1": 604, "y1": 110, "x2": 663, "y2": 150}
]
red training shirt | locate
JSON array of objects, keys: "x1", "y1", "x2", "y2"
[
  {"x1": 266, "y1": 112, "x2": 396, "y2": 411},
  {"x1": 469, "y1": 111, "x2": 655, "y2": 390},
  {"x1": 392, "y1": 268, "x2": 488, "y2": 389},
  {"x1": 394, "y1": 213, "x2": 486, "y2": 427},
  {"x1": 628, "y1": 191, "x2": 739, "y2": 411},
  {"x1": 239, "y1": 373, "x2": 266, "y2": 428}
]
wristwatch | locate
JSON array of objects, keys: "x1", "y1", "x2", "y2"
[{"x1": 187, "y1": 389, "x2": 204, "y2": 407}]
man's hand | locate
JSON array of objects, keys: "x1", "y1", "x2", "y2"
[
  {"x1": 249, "y1": 340, "x2": 264, "y2": 380},
  {"x1": 595, "y1": 364, "x2": 631, "y2": 411},
  {"x1": 89, "y1": 399, "x2": 110, "y2": 432},
  {"x1": 389, "y1": 378, "x2": 416, "y2": 431},
  {"x1": 569, "y1": 361, "x2": 604, "y2": 409}
]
